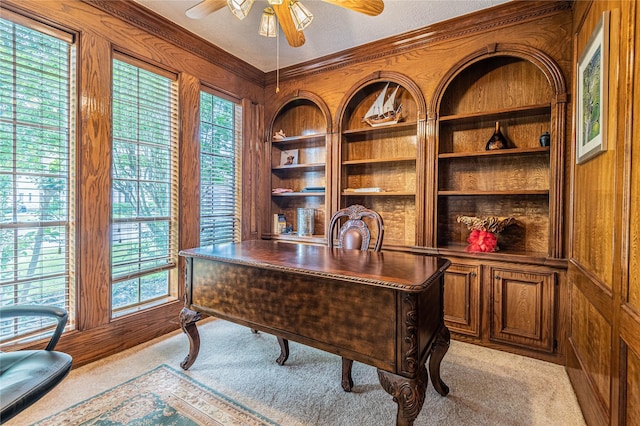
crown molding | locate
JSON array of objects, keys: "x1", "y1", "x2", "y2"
[
  {"x1": 81, "y1": 0, "x2": 265, "y2": 87},
  {"x1": 266, "y1": 0, "x2": 572, "y2": 85}
]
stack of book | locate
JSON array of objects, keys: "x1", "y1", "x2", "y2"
[{"x1": 273, "y1": 213, "x2": 287, "y2": 234}]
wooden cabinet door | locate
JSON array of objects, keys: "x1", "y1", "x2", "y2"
[
  {"x1": 443, "y1": 262, "x2": 480, "y2": 337},
  {"x1": 488, "y1": 267, "x2": 555, "y2": 352}
]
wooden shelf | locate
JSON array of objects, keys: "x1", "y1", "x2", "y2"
[
  {"x1": 337, "y1": 82, "x2": 419, "y2": 247},
  {"x1": 435, "y1": 243, "x2": 555, "y2": 265},
  {"x1": 342, "y1": 191, "x2": 415, "y2": 196},
  {"x1": 438, "y1": 189, "x2": 549, "y2": 196},
  {"x1": 271, "y1": 133, "x2": 326, "y2": 146},
  {"x1": 269, "y1": 98, "x2": 328, "y2": 238},
  {"x1": 439, "y1": 104, "x2": 551, "y2": 124},
  {"x1": 272, "y1": 163, "x2": 325, "y2": 172},
  {"x1": 342, "y1": 121, "x2": 417, "y2": 136},
  {"x1": 438, "y1": 146, "x2": 550, "y2": 159},
  {"x1": 342, "y1": 157, "x2": 416, "y2": 165},
  {"x1": 272, "y1": 191, "x2": 325, "y2": 197}
]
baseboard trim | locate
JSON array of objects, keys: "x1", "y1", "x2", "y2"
[{"x1": 565, "y1": 337, "x2": 609, "y2": 425}]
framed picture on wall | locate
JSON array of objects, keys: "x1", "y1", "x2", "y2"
[{"x1": 576, "y1": 10, "x2": 609, "y2": 163}]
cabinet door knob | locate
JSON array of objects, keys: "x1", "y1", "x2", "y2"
[
  {"x1": 470, "y1": 272, "x2": 476, "y2": 278},
  {"x1": 495, "y1": 275, "x2": 500, "y2": 279}
]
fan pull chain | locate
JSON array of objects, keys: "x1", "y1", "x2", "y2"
[{"x1": 276, "y1": 24, "x2": 280, "y2": 93}]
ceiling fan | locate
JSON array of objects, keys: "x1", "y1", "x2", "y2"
[{"x1": 185, "y1": 0, "x2": 385, "y2": 48}]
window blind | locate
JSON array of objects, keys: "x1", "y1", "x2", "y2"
[
  {"x1": 199, "y1": 90, "x2": 242, "y2": 246},
  {"x1": 111, "y1": 57, "x2": 178, "y2": 313},
  {"x1": 0, "y1": 14, "x2": 75, "y2": 342}
]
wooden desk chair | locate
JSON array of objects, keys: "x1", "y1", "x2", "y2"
[
  {"x1": 329, "y1": 204, "x2": 383, "y2": 391},
  {"x1": 0, "y1": 305, "x2": 72, "y2": 422},
  {"x1": 275, "y1": 204, "x2": 384, "y2": 392}
]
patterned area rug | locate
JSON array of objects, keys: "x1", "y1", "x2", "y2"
[{"x1": 34, "y1": 364, "x2": 280, "y2": 426}]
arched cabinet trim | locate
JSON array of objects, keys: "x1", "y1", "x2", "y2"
[
  {"x1": 431, "y1": 43, "x2": 567, "y2": 259},
  {"x1": 267, "y1": 89, "x2": 332, "y2": 137},
  {"x1": 334, "y1": 71, "x2": 426, "y2": 248},
  {"x1": 264, "y1": 90, "x2": 331, "y2": 244},
  {"x1": 430, "y1": 44, "x2": 567, "y2": 112},
  {"x1": 334, "y1": 71, "x2": 426, "y2": 132}
]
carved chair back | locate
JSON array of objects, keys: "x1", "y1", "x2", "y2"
[{"x1": 328, "y1": 204, "x2": 384, "y2": 252}]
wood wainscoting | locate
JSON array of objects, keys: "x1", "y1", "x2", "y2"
[{"x1": 567, "y1": 1, "x2": 640, "y2": 425}]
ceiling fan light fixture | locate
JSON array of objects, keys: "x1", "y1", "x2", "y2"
[
  {"x1": 289, "y1": 0, "x2": 313, "y2": 31},
  {"x1": 267, "y1": 0, "x2": 284, "y2": 5},
  {"x1": 227, "y1": 0, "x2": 254, "y2": 20},
  {"x1": 259, "y1": 7, "x2": 277, "y2": 38}
]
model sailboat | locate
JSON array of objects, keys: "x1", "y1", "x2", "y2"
[{"x1": 362, "y1": 83, "x2": 403, "y2": 127}]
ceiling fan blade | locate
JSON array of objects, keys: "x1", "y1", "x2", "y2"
[
  {"x1": 273, "y1": 3, "x2": 306, "y2": 48},
  {"x1": 322, "y1": 0, "x2": 384, "y2": 16},
  {"x1": 185, "y1": 0, "x2": 227, "y2": 19}
]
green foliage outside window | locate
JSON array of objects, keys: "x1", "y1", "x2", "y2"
[
  {"x1": 111, "y1": 59, "x2": 178, "y2": 313},
  {"x1": 0, "y1": 16, "x2": 73, "y2": 340}
]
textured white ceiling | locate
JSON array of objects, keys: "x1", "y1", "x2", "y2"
[{"x1": 133, "y1": 0, "x2": 510, "y2": 72}]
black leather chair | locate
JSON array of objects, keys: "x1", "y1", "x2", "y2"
[{"x1": 0, "y1": 305, "x2": 72, "y2": 422}]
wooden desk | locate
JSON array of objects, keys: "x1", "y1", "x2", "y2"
[{"x1": 179, "y1": 240, "x2": 451, "y2": 426}]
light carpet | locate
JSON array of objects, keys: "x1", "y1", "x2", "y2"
[{"x1": 10, "y1": 319, "x2": 586, "y2": 426}]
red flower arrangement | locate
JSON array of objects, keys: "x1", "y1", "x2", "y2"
[
  {"x1": 465, "y1": 229, "x2": 498, "y2": 252},
  {"x1": 456, "y1": 215, "x2": 516, "y2": 253}
]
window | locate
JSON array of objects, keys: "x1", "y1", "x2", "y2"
[
  {"x1": 111, "y1": 55, "x2": 178, "y2": 316},
  {"x1": 0, "y1": 12, "x2": 75, "y2": 342},
  {"x1": 199, "y1": 90, "x2": 242, "y2": 245}
]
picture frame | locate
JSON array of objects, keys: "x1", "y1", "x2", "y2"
[
  {"x1": 280, "y1": 149, "x2": 298, "y2": 166},
  {"x1": 576, "y1": 11, "x2": 609, "y2": 164}
]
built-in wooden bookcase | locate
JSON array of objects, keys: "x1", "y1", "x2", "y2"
[
  {"x1": 267, "y1": 93, "x2": 330, "y2": 243},
  {"x1": 436, "y1": 55, "x2": 559, "y2": 258},
  {"x1": 432, "y1": 47, "x2": 568, "y2": 361},
  {"x1": 337, "y1": 74, "x2": 425, "y2": 248}
]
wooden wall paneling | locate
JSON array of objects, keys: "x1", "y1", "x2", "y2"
[
  {"x1": 55, "y1": 302, "x2": 183, "y2": 367},
  {"x1": 628, "y1": 0, "x2": 640, "y2": 315},
  {"x1": 178, "y1": 72, "x2": 201, "y2": 297},
  {"x1": 609, "y1": 4, "x2": 631, "y2": 424},
  {"x1": 570, "y1": 278, "x2": 613, "y2": 415},
  {"x1": 242, "y1": 100, "x2": 264, "y2": 240},
  {"x1": 566, "y1": 337, "x2": 610, "y2": 426},
  {"x1": 625, "y1": 346, "x2": 640, "y2": 425},
  {"x1": 568, "y1": 1, "x2": 638, "y2": 425},
  {"x1": 619, "y1": 1, "x2": 639, "y2": 424},
  {"x1": 571, "y1": 5, "x2": 617, "y2": 288},
  {"x1": 76, "y1": 31, "x2": 113, "y2": 330}
]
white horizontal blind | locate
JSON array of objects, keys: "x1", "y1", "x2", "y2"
[
  {"x1": 111, "y1": 57, "x2": 178, "y2": 314},
  {"x1": 0, "y1": 14, "x2": 75, "y2": 342},
  {"x1": 199, "y1": 90, "x2": 242, "y2": 246}
]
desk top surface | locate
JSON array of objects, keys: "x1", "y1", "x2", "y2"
[{"x1": 180, "y1": 240, "x2": 449, "y2": 292}]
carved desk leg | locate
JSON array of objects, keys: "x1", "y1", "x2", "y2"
[
  {"x1": 377, "y1": 364, "x2": 428, "y2": 426},
  {"x1": 341, "y1": 358, "x2": 354, "y2": 392},
  {"x1": 428, "y1": 325, "x2": 451, "y2": 396},
  {"x1": 179, "y1": 307, "x2": 202, "y2": 370},
  {"x1": 276, "y1": 336, "x2": 289, "y2": 365}
]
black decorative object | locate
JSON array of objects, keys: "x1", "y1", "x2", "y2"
[
  {"x1": 485, "y1": 122, "x2": 508, "y2": 150},
  {"x1": 539, "y1": 132, "x2": 550, "y2": 147}
]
